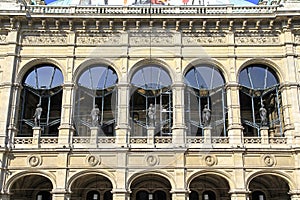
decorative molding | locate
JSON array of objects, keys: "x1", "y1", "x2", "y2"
[
  {"x1": 262, "y1": 154, "x2": 276, "y2": 167},
  {"x1": 203, "y1": 154, "x2": 217, "y2": 166},
  {"x1": 130, "y1": 31, "x2": 174, "y2": 46},
  {"x1": 183, "y1": 33, "x2": 226, "y2": 45},
  {"x1": 22, "y1": 34, "x2": 67, "y2": 45},
  {"x1": 145, "y1": 154, "x2": 159, "y2": 166},
  {"x1": 86, "y1": 154, "x2": 101, "y2": 167},
  {"x1": 0, "y1": 34, "x2": 7, "y2": 43},
  {"x1": 27, "y1": 155, "x2": 42, "y2": 167},
  {"x1": 77, "y1": 33, "x2": 121, "y2": 45},
  {"x1": 235, "y1": 33, "x2": 279, "y2": 45},
  {"x1": 295, "y1": 35, "x2": 300, "y2": 44}
]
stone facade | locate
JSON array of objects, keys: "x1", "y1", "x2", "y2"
[{"x1": 0, "y1": 0, "x2": 300, "y2": 200}]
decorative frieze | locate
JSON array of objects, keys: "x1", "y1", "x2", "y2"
[
  {"x1": 129, "y1": 31, "x2": 174, "y2": 46},
  {"x1": 77, "y1": 33, "x2": 121, "y2": 45},
  {"x1": 182, "y1": 33, "x2": 226, "y2": 45},
  {"x1": 22, "y1": 33, "x2": 67, "y2": 45},
  {"x1": 235, "y1": 33, "x2": 279, "y2": 45}
]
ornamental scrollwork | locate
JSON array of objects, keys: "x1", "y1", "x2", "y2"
[
  {"x1": 145, "y1": 154, "x2": 159, "y2": 166},
  {"x1": 235, "y1": 36, "x2": 279, "y2": 45},
  {"x1": 27, "y1": 155, "x2": 42, "y2": 167},
  {"x1": 77, "y1": 33, "x2": 121, "y2": 45},
  {"x1": 262, "y1": 154, "x2": 276, "y2": 167},
  {"x1": 183, "y1": 33, "x2": 226, "y2": 45},
  {"x1": 22, "y1": 35, "x2": 67, "y2": 45},
  {"x1": 0, "y1": 34, "x2": 7, "y2": 43},
  {"x1": 203, "y1": 155, "x2": 217, "y2": 166},
  {"x1": 86, "y1": 154, "x2": 101, "y2": 167}
]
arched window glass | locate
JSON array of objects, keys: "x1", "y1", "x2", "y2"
[
  {"x1": 130, "y1": 65, "x2": 172, "y2": 136},
  {"x1": 184, "y1": 65, "x2": 227, "y2": 137},
  {"x1": 74, "y1": 65, "x2": 118, "y2": 136},
  {"x1": 252, "y1": 191, "x2": 266, "y2": 200},
  {"x1": 239, "y1": 65, "x2": 282, "y2": 137},
  {"x1": 18, "y1": 65, "x2": 63, "y2": 136},
  {"x1": 202, "y1": 191, "x2": 216, "y2": 200},
  {"x1": 36, "y1": 191, "x2": 52, "y2": 200}
]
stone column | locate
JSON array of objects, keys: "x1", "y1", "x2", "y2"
[
  {"x1": 115, "y1": 83, "x2": 130, "y2": 147},
  {"x1": 226, "y1": 83, "x2": 244, "y2": 146},
  {"x1": 58, "y1": 83, "x2": 75, "y2": 147},
  {"x1": 90, "y1": 127, "x2": 99, "y2": 147},
  {"x1": 172, "y1": 82, "x2": 186, "y2": 147}
]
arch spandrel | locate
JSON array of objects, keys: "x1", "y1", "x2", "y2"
[
  {"x1": 237, "y1": 58, "x2": 284, "y2": 84},
  {"x1": 128, "y1": 58, "x2": 175, "y2": 83},
  {"x1": 5, "y1": 171, "x2": 56, "y2": 193},
  {"x1": 127, "y1": 170, "x2": 176, "y2": 191},
  {"x1": 186, "y1": 170, "x2": 235, "y2": 190},
  {"x1": 17, "y1": 58, "x2": 67, "y2": 84},
  {"x1": 73, "y1": 58, "x2": 121, "y2": 84},
  {"x1": 67, "y1": 170, "x2": 117, "y2": 192},
  {"x1": 245, "y1": 170, "x2": 296, "y2": 191},
  {"x1": 183, "y1": 58, "x2": 229, "y2": 84}
]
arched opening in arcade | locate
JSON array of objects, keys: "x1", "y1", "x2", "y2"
[
  {"x1": 239, "y1": 64, "x2": 283, "y2": 137},
  {"x1": 130, "y1": 64, "x2": 173, "y2": 137},
  {"x1": 10, "y1": 174, "x2": 53, "y2": 200},
  {"x1": 70, "y1": 174, "x2": 113, "y2": 200},
  {"x1": 249, "y1": 174, "x2": 290, "y2": 200},
  {"x1": 18, "y1": 64, "x2": 64, "y2": 136},
  {"x1": 74, "y1": 64, "x2": 118, "y2": 136},
  {"x1": 184, "y1": 64, "x2": 227, "y2": 137},
  {"x1": 130, "y1": 174, "x2": 172, "y2": 200},
  {"x1": 189, "y1": 174, "x2": 230, "y2": 200}
]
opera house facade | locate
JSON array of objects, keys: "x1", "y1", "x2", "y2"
[{"x1": 0, "y1": 0, "x2": 300, "y2": 199}]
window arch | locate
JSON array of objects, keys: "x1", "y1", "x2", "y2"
[
  {"x1": 184, "y1": 65, "x2": 227, "y2": 137},
  {"x1": 239, "y1": 65, "x2": 282, "y2": 137},
  {"x1": 74, "y1": 65, "x2": 118, "y2": 136},
  {"x1": 18, "y1": 64, "x2": 64, "y2": 136},
  {"x1": 130, "y1": 65, "x2": 172, "y2": 136}
]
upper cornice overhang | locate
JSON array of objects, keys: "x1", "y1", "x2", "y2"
[{"x1": 2, "y1": 4, "x2": 298, "y2": 19}]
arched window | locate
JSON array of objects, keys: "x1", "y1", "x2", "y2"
[
  {"x1": 189, "y1": 191, "x2": 199, "y2": 200},
  {"x1": 130, "y1": 65, "x2": 172, "y2": 136},
  {"x1": 74, "y1": 65, "x2": 118, "y2": 136},
  {"x1": 239, "y1": 65, "x2": 282, "y2": 137},
  {"x1": 18, "y1": 65, "x2": 63, "y2": 136},
  {"x1": 184, "y1": 65, "x2": 227, "y2": 136}
]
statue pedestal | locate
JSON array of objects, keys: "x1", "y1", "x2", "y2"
[
  {"x1": 260, "y1": 127, "x2": 269, "y2": 145},
  {"x1": 32, "y1": 127, "x2": 41, "y2": 147},
  {"x1": 147, "y1": 126, "x2": 155, "y2": 147},
  {"x1": 204, "y1": 126, "x2": 212, "y2": 144},
  {"x1": 90, "y1": 127, "x2": 99, "y2": 147}
]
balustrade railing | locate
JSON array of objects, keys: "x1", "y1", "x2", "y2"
[
  {"x1": 244, "y1": 137, "x2": 262, "y2": 144},
  {"x1": 14, "y1": 137, "x2": 33, "y2": 145},
  {"x1": 186, "y1": 136, "x2": 204, "y2": 144},
  {"x1": 130, "y1": 137, "x2": 148, "y2": 144},
  {"x1": 20, "y1": 5, "x2": 278, "y2": 15},
  {"x1": 40, "y1": 137, "x2": 58, "y2": 144},
  {"x1": 211, "y1": 137, "x2": 229, "y2": 144}
]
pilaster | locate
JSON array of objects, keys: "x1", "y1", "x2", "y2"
[
  {"x1": 172, "y1": 82, "x2": 186, "y2": 147},
  {"x1": 226, "y1": 83, "x2": 243, "y2": 145},
  {"x1": 115, "y1": 83, "x2": 130, "y2": 147}
]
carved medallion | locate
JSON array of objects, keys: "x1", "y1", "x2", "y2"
[
  {"x1": 203, "y1": 155, "x2": 217, "y2": 166},
  {"x1": 262, "y1": 154, "x2": 276, "y2": 167},
  {"x1": 0, "y1": 34, "x2": 7, "y2": 43},
  {"x1": 145, "y1": 154, "x2": 159, "y2": 166},
  {"x1": 27, "y1": 155, "x2": 42, "y2": 167},
  {"x1": 295, "y1": 35, "x2": 300, "y2": 44},
  {"x1": 86, "y1": 154, "x2": 101, "y2": 167}
]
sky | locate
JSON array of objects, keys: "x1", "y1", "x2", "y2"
[{"x1": 44, "y1": 0, "x2": 259, "y2": 5}]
